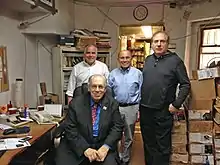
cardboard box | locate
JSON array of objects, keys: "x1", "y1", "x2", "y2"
[
  {"x1": 172, "y1": 121, "x2": 186, "y2": 134},
  {"x1": 192, "y1": 70, "x2": 198, "y2": 80},
  {"x1": 190, "y1": 155, "x2": 214, "y2": 165},
  {"x1": 189, "y1": 99, "x2": 213, "y2": 110},
  {"x1": 214, "y1": 138, "x2": 220, "y2": 148},
  {"x1": 39, "y1": 93, "x2": 59, "y2": 105},
  {"x1": 217, "y1": 83, "x2": 220, "y2": 97},
  {"x1": 172, "y1": 144, "x2": 187, "y2": 154},
  {"x1": 189, "y1": 121, "x2": 213, "y2": 133},
  {"x1": 189, "y1": 144, "x2": 213, "y2": 154},
  {"x1": 189, "y1": 133, "x2": 212, "y2": 144},
  {"x1": 172, "y1": 134, "x2": 187, "y2": 144},
  {"x1": 214, "y1": 107, "x2": 220, "y2": 125},
  {"x1": 214, "y1": 122, "x2": 220, "y2": 133},
  {"x1": 170, "y1": 154, "x2": 188, "y2": 163},
  {"x1": 75, "y1": 36, "x2": 98, "y2": 50},
  {"x1": 197, "y1": 67, "x2": 220, "y2": 80},
  {"x1": 188, "y1": 110, "x2": 211, "y2": 120},
  {"x1": 170, "y1": 163, "x2": 189, "y2": 165},
  {"x1": 190, "y1": 79, "x2": 216, "y2": 100}
]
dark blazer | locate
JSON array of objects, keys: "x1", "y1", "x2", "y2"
[{"x1": 57, "y1": 92, "x2": 123, "y2": 165}]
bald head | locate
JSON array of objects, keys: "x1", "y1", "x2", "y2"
[{"x1": 118, "y1": 50, "x2": 132, "y2": 69}]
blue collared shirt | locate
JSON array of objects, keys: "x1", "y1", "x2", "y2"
[
  {"x1": 90, "y1": 98, "x2": 101, "y2": 137},
  {"x1": 90, "y1": 98, "x2": 110, "y2": 149},
  {"x1": 108, "y1": 67, "x2": 143, "y2": 104}
]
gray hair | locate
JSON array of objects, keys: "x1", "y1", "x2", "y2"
[
  {"x1": 88, "y1": 74, "x2": 107, "y2": 88},
  {"x1": 84, "y1": 44, "x2": 98, "y2": 54},
  {"x1": 151, "y1": 31, "x2": 170, "y2": 44}
]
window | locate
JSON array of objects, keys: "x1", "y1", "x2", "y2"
[{"x1": 199, "y1": 27, "x2": 220, "y2": 69}]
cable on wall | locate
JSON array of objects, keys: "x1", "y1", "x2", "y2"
[
  {"x1": 101, "y1": 7, "x2": 110, "y2": 30},
  {"x1": 23, "y1": 35, "x2": 28, "y2": 104},
  {"x1": 18, "y1": 13, "x2": 51, "y2": 29},
  {"x1": 73, "y1": 0, "x2": 169, "y2": 7},
  {"x1": 96, "y1": 7, "x2": 119, "y2": 27}
]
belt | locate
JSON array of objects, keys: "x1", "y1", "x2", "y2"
[{"x1": 119, "y1": 103, "x2": 138, "y2": 107}]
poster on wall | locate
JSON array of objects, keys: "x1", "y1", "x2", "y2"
[{"x1": 0, "y1": 46, "x2": 9, "y2": 92}]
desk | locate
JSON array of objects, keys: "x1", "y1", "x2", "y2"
[{"x1": 0, "y1": 123, "x2": 57, "y2": 165}]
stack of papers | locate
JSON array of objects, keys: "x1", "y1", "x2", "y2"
[{"x1": 0, "y1": 138, "x2": 31, "y2": 151}]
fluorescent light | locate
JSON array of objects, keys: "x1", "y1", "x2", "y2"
[{"x1": 141, "y1": 26, "x2": 152, "y2": 39}]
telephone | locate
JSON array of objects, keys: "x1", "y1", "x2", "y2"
[{"x1": 29, "y1": 111, "x2": 54, "y2": 124}]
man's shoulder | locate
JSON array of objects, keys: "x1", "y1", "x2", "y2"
[
  {"x1": 110, "y1": 68, "x2": 119, "y2": 74},
  {"x1": 168, "y1": 51, "x2": 183, "y2": 63},
  {"x1": 73, "y1": 61, "x2": 84, "y2": 68},
  {"x1": 95, "y1": 60, "x2": 108, "y2": 67},
  {"x1": 72, "y1": 93, "x2": 88, "y2": 105},
  {"x1": 130, "y1": 67, "x2": 142, "y2": 74},
  {"x1": 145, "y1": 54, "x2": 154, "y2": 61}
]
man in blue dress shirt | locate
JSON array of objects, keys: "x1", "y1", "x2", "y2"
[{"x1": 108, "y1": 50, "x2": 143, "y2": 165}]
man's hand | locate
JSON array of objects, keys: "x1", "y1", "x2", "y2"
[
  {"x1": 96, "y1": 145, "x2": 109, "y2": 162},
  {"x1": 136, "y1": 111, "x2": 140, "y2": 122},
  {"x1": 169, "y1": 104, "x2": 178, "y2": 113},
  {"x1": 68, "y1": 96, "x2": 72, "y2": 104},
  {"x1": 84, "y1": 148, "x2": 98, "y2": 162}
]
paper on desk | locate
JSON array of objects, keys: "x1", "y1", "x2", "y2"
[
  {"x1": 0, "y1": 124, "x2": 12, "y2": 130},
  {"x1": 0, "y1": 138, "x2": 31, "y2": 151},
  {"x1": 44, "y1": 104, "x2": 62, "y2": 117}
]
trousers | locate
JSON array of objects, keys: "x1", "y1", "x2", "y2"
[{"x1": 140, "y1": 105, "x2": 173, "y2": 165}]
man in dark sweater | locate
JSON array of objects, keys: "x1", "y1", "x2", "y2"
[{"x1": 140, "y1": 31, "x2": 190, "y2": 165}]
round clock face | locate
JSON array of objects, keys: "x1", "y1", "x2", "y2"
[{"x1": 133, "y1": 5, "x2": 148, "y2": 21}]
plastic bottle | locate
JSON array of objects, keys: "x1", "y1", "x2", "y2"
[
  {"x1": 24, "y1": 104, "x2": 29, "y2": 118},
  {"x1": 15, "y1": 79, "x2": 24, "y2": 108}
]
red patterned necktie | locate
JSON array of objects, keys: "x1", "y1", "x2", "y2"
[{"x1": 92, "y1": 104, "x2": 97, "y2": 125}]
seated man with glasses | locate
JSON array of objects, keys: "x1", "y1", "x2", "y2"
[{"x1": 56, "y1": 74, "x2": 124, "y2": 165}]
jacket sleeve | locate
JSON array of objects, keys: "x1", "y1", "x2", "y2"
[
  {"x1": 104, "y1": 101, "x2": 124, "y2": 149},
  {"x1": 64, "y1": 102, "x2": 90, "y2": 157},
  {"x1": 172, "y1": 60, "x2": 191, "y2": 109}
]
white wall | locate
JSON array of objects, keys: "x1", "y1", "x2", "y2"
[
  {"x1": 0, "y1": 15, "x2": 25, "y2": 105},
  {"x1": 22, "y1": 0, "x2": 74, "y2": 34},
  {"x1": 74, "y1": 0, "x2": 220, "y2": 71},
  {"x1": 0, "y1": 0, "x2": 74, "y2": 107},
  {"x1": 74, "y1": 3, "x2": 187, "y2": 69},
  {"x1": 184, "y1": 0, "x2": 220, "y2": 76}
]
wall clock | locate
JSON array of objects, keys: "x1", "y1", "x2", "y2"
[{"x1": 133, "y1": 5, "x2": 148, "y2": 21}]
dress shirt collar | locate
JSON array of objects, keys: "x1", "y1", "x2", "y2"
[
  {"x1": 90, "y1": 96, "x2": 102, "y2": 107},
  {"x1": 83, "y1": 60, "x2": 96, "y2": 67},
  {"x1": 119, "y1": 66, "x2": 131, "y2": 73}
]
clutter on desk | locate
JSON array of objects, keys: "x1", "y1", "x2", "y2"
[
  {"x1": 29, "y1": 111, "x2": 55, "y2": 124},
  {"x1": 3, "y1": 126, "x2": 30, "y2": 135},
  {"x1": 0, "y1": 124, "x2": 12, "y2": 131},
  {"x1": 0, "y1": 137, "x2": 31, "y2": 151},
  {"x1": 6, "y1": 114, "x2": 31, "y2": 127},
  {"x1": 38, "y1": 82, "x2": 59, "y2": 105}
]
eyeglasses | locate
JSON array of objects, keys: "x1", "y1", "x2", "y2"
[
  {"x1": 152, "y1": 40, "x2": 167, "y2": 44},
  {"x1": 90, "y1": 85, "x2": 105, "y2": 91}
]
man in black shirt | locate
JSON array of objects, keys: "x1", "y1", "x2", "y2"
[{"x1": 140, "y1": 31, "x2": 190, "y2": 165}]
